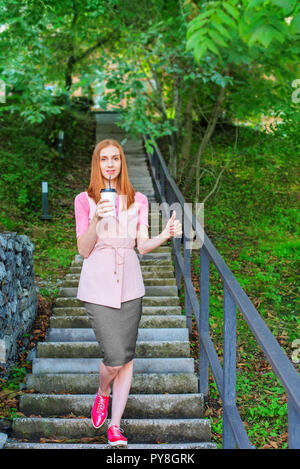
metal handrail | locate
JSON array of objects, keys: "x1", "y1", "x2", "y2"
[{"x1": 142, "y1": 133, "x2": 300, "y2": 449}]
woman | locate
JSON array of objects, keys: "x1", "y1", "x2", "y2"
[{"x1": 74, "y1": 138, "x2": 182, "y2": 447}]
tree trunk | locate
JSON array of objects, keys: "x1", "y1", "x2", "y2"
[
  {"x1": 65, "y1": 55, "x2": 75, "y2": 91},
  {"x1": 185, "y1": 84, "x2": 226, "y2": 193},
  {"x1": 168, "y1": 73, "x2": 182, "y2": 178},
  {"x1": 178, "y1": 81, "x2": 196, "y2": 185}
]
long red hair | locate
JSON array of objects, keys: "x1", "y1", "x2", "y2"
[{"x1": 87, "y1": 139, "x2": 136, "y2": 211}]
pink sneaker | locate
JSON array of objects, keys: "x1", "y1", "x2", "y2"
[
  {"x1": 91, "y1": 389, "x2": 110, "y2": 429},
  {"x1": 108, "y1": 425, "x2": 128, "y2": 447}
]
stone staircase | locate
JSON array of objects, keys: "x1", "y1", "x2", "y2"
[{"x1": 4, "y1": 113, "x2": 216, "y2": 449}]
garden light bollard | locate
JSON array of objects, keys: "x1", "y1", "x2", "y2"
[
  {"x1": 58, "y1": 130, "x2": 64, "y2": 158},
  {"x1": 40, "y1": 181, "x2": 52, "y2": 220}
]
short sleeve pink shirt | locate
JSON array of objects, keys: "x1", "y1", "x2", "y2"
[{"x1": 74, "y1": 191, "x2": 149, "y2": 308}]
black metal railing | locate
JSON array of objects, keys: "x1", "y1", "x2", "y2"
[{"x1": 143, "y1": 133, "x2": 300, "y2": 449}]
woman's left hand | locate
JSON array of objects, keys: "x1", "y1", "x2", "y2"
[{"x1": 163, "y1": 210, "x2": 183, "y2": 239}]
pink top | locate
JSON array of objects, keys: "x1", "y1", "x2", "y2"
[{"x1": 74, "y1": 191, "x2": 149, "y2": 309}]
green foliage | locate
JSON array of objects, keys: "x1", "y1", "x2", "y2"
[
  {"x1": 186, "y1": 0, "x2": 240, "y2": 61},
  {"x1": 0, "y1": 105, "x2": 94, "y2": 286},
  {"x1": 0, "y1": 107, "x2": 94, "y2": 216},
  {"x1": 97, "y1": 16, "x2": 193, "y2": 150},
  {"x1": 186, "y1": 0, "x2": 300, "y2": 62},
  {"x1": 0, "y1": 0, "x2": 168, "y2": 123},
  {"x1": 0, "y1": 128, "x2": 52, "y2": 213},
  {"x1": 5, "y1": 363, "x2": 29, "y2": 390}
]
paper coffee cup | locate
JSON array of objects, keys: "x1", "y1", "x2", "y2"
[{"x1": 100, "y1": 188, "x2": 117, "y2": 217}]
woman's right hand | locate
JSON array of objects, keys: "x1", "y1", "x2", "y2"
[{"x1": 92, "y1": 200, "x2": 115, "y2": 222}]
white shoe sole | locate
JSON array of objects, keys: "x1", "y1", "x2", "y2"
[{"x1": 108, "y1": 440, "x2": 128, "y2": 447}]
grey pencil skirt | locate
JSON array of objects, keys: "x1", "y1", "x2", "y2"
[{"x1": 83, "y1": 296, "x2": 143, "y2": 367}]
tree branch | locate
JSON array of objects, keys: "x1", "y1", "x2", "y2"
[{"x1": 185, "y1": 83, "x2": 226, "y2": 189}]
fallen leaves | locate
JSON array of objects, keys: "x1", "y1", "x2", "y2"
[{"x1": 39, "y1": 435, "x2": 107, "y2": 444}]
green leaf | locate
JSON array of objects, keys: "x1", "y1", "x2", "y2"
[
  {"x1": 206, "y1": 38, "x2": 220, "y2": 55},
  {"x1": 186, "y1": 10, "x2": 212, "y2": 38},
  {"x1": 186, "y1": 31, "x2": 205, "y2": 51},
  {"x1": 247, "y1": 0, "x2": 265, "y2": 8},
  {"x1": 271, "y1": 17, "x2": 290, "y2": 35},
  {"x1": 216, "y1": 8, "x2": 237, "y2": 29},
  {"x1": 290, "y1": 11, "x2": 300, "y2": 33},
  {"x1": 213, "y1": 20, "x2": 232, "y2": 40},
  {"x1": 270, "y1": 0, "x2": 294, "y2": 11},
  {"x1": 196, "y1": 9, "x2": 215, "y2": 21},
  {"x1": 208, "y1": 29, "x2": 228, "y2": 48},
  {"x1": 223, "y1": 2, "x2": 239, "y2": 20},
  {"x1": 249, "y1": 24, "x2": 278, "y2": 47},
  {"x1": 194, "y1": 43, "x2": 207, "y2": 63},
  {"x1": 186, "y1": 19, "x2": 207, "y2": 38}
]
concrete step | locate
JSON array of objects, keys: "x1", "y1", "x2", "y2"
[
  {"x1": 126, "y1": 153, "x2": 148, "y2": 158},
  {"x1": 5, "y1": 441, "x2": 217, "y2": 449},
  {"x1": 62, "y1": 278, "x2": 176, "y2": 287},
  {"x1": 11, "y1": 417, "x2": 211, "y2": 443},
  {"x1": 59, "y1": 285, "x2": 178, "y2": 298},
  {"x1": 25, "y1": 372, "x2": 199, "y2": 394},
  {"x1": 128, "y1": 174, "x2": 153, "y2": 179},
  {"x1": 52, "y1": 305, "x2": 182, "y2": 316},
  {"x1": 68, "y1": 261, "x2": 174, "y2": 273},
  {"x1": 72, "y1": 252, "x2": 172, "y2": 265},
  {"x1": 65, "y1": 271, "x2": 175, "y2": 281},
  {"x1": 31, "y1": 357, "x2": 195, "y2": 374},
  {"x1": 69, "y1": 265, "x2": 174, "y2": 275},
  {"x1": 94, "y1": 113, "x2": 124, "y2": 124},
  {"x1": 46, "y1": 327, "x2": 188, "y2": 342},
  {"x1": 93, "y1": 125, "x2": 136, "y2": 133},
  {"x1": 130, "y1": 175, "x2": 153, "y2": 179},
  {"x1": 136, "y1": 258, "x2": 174, "y2": 265},
  {"x1": 141, "y1": 246, "x2": 171, "y2": 253},
  {"x1": 49, "y1": 315, "x2": 186, "y2": 329},
  {"x1": 19, "y1": 393, "x2": 203, "y2": 419},
  {"x1": 37, "y1": 341, "x2": 190, "y2": 359},
  {"x1": 141, "y1": 267, "x2": 174, "y2": 275},
  {"x1": 54, "y1": 296, "x2": 180, "y2": 308},
  {"x1": 133, "y1": 187, "x2": 155, "y2": 192},
  {"x1": 132, "y1": 184, "x2": 154, "y2": 190}
]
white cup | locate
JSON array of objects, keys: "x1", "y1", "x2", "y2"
[{"x1": 100, "y1": 188, "x2": 117, "y2": 217}]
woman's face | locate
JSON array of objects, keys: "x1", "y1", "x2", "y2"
[{"x1": 99, "y1": 144, "x2": 122, "y2": 186}]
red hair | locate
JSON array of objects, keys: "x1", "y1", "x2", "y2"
[{"x1": 87, "y1": 139, "x2": 136, "y2": 211}]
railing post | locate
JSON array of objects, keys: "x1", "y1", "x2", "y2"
[
  {"x1": 184, "y1": 225, "x2": 192, "y2": 337},
  {"x1": 288, "y1": 396, "x2": 300, "y2": 449},
  {"x1": 199, "y1": 247, "x2": 209, "y2": 395},
  {"x1": 161, "y1": 167, "x2": 165, "y2": 201},
  {"x1": 223, "y1": 284, "x2": 237, "y2": 448},
  {"x1": 154, "y1": 149, "x2": 159, "y2": 201}
]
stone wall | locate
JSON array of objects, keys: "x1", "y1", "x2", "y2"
[{"x1": 0, "y1": 232, "x2": 38, "y2": 371}]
